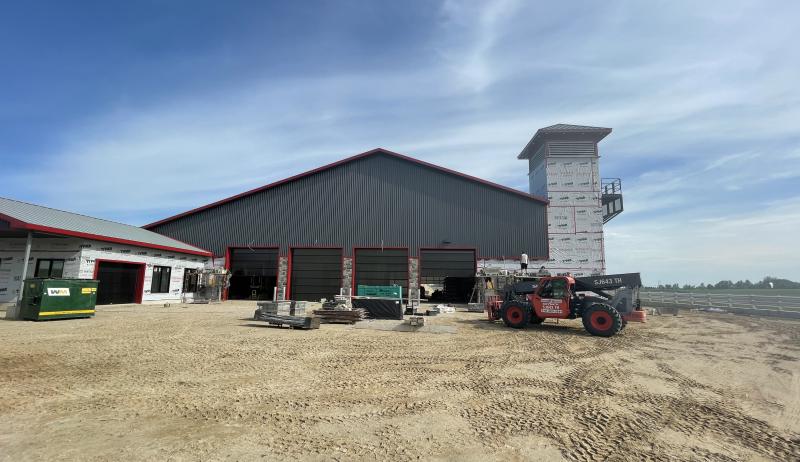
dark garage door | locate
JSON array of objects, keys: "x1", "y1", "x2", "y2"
[
  {"x1": 96, "y1": 261, "x2": 142, "y2": 305},
  {"x1": 228, "y1": 248, "x2": 279, "y2": 300},
  {"x1": 290, "y1": 248, "x2": 342, "y2": 302},
  {"x1": 420, "y1": 250, "x2": 476, "y2": 303},
  {"x1": 354, "y1": 249, "x2": 408, "y2": 294}
]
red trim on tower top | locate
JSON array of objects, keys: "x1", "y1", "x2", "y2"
[{"x1": 143, "y1": 148, "x2": 549, "y2": 229}]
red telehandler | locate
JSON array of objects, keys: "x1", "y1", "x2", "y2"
[{"x1": 487, "y1": 273, "x2": 646, "y2": 337}]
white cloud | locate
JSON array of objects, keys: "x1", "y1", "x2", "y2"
[{"x1": 3, "y1": 0, "x2": 799, "y2": 283}]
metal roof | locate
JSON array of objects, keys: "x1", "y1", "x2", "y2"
[
  {"x1": 518, "y1": 124, "x2": 612, "y2": 159},
  {"x1": 538, "y1": 124, "x2": 612, "y2": 132},
  {"x1": 145, "y1": 148, "x2": 548, "y2": 229},
  {"x1": 0, "y1": 197, "x2": 212, "y2": 257}
]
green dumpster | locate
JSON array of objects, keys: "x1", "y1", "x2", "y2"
[{"x1": 20, "y1": 278, "x2": 99, "y2": 321}]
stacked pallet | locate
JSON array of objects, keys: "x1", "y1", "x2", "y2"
[
  {"x1": 257, "y1": 300, "x2": 307, "y2": 317},
  {"x1": 254, "y1": 312, "x2": 320, "y2": 329},
  {"x1": 254, "y1": 301, "x2": 317, "y2": 329},
  {"x1": 312, "y1": 308, "x2": 367, "y2": 324}
]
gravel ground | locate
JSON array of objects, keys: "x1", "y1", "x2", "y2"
[{"x1": 0, "y1": 302, "x2": 798, "y2": 461}]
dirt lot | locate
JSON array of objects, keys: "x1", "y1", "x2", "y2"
[{"x1": 1, "y1": 303, "x2": 798, "y2": 461}]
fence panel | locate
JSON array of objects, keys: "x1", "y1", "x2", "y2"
[{"x1": 640, "y1": 292, "x2": 800, "y2": 319}]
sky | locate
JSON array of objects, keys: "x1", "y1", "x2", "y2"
[{"x1": 1, "y1": 0, "x2": 799, "y2": 285}]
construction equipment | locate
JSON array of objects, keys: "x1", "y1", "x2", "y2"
[{"x1": 487, "y1": 273, "x2": 646, "y2": 337}]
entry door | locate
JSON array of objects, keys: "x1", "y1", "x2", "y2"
[
  {"x1": 228, "y1": 248, "x2": 279, "y2": 300},
  {"x1": 420, "y1": 249, "x2": 476, "y2": 302},
  {"x1": 290, "y1": 248, "x2": 342, "y2": 302},
  {"x1": 96, "y1": 262, "x2": 141, "y2": 305}
]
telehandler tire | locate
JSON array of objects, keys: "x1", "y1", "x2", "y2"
[
  {"x1": 501, "y1": 301, "x2": 531, "y2": 329},
  {"x1": 582, "y1": 303, "x2": 623, "y2": 337}
]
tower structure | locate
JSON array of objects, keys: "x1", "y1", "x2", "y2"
[{"x1": 519, "y1": 124, "x2": 621, "y2": 277}]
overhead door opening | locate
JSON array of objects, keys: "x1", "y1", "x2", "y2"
[
  {"x1": 354, "y1": 248, "x2": 408, "y2": 296},
  {"x1": 96, "y1": 261, "x2": 143, "y2": 305},
  {"x1": 228, "y1": 248, "x2": 279, "y2": 300},
  {"x1": 420, "y1": 249, "x2": 476, "y2": 303},
  {"x1": 290, "y1": 248, "x2": 342, "y2": 302}
]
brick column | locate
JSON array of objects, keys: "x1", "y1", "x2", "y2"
[{"x1": 341, "y1": 257, "x2": 353, "y2": 296}]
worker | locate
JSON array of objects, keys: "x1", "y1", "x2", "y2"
[
  {"x1": 520, "y1": 251, "x2": 529, "y2": 273},
  {"x1": 537, "y1": 265, "x2": 550, "y2": 276}
]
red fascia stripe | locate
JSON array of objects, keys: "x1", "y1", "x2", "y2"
[
  {"x1": 15, "y1": 222, "x2": 212, "y2": 257},
  {"x1": 143, "y1": 148, "x2": 549, "y2": 229}
]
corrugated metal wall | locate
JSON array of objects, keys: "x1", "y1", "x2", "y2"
[{"x1": 149, "y1": 153, "x2": 548, "y2": 258}]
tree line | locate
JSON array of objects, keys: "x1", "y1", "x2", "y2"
[{"x1": 646, "y1": 276, "x2": 800, "y2": 290}]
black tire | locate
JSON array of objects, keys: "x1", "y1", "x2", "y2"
[
  {"x1": 620, "y1": 318, "x2": 628, "y2": 330},
  {"x1": 582, "y1": 304, "x2": 623, "y2": 337},
  {"x1": 501, "y1": 301, "x2": 531, "y2": 329}
]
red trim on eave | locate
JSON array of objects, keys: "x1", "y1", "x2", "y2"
[
  {"x1": 143, "y1": 148, "x2": 549, "y2": 229},
  {"x1": 9, "y1": 222, "x2": 213, "y2": 257}
]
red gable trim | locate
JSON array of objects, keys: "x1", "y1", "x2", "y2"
[
  {"x1": 0, "y1": 212, "x2": 212, "y2": 257},
  {"x1": 144, "y1": 148, "x2": 548, "y2": 229}
]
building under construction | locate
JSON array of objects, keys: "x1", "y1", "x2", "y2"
[{"x1": 145, "y1": 124, "x2": 624, "y2": 303}]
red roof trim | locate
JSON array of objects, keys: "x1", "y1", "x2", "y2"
[
  {"x1": 143, "y1": 148, "x2": 549, "y2": 229},
  {"x1": 0, "y1": 212, "x2": 212, "y2": 257}
]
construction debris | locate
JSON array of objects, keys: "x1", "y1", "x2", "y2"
[
  {"x1": 312, "y1": 309, "x2": 367, "y2": 324},
  {"x1": 407, "y1": 316, "x2": 425, "y2": 327}
]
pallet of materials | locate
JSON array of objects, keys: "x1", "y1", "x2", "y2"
[
  {"x1": 253, "y1": 309, "x2": 320, "y2": 329},
  {"x1": 256, "y1": 300, "x2": 307, "y2": 317},
  {"x1": 312, "y1": 309, "x2": 367, "y2": 324}
]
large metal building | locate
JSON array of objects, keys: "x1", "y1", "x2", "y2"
[{"x1": 145, "y1": 148, "x2": 549, "y2": 302}]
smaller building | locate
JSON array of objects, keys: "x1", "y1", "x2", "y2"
[{"x1": 0, "y1": 197, "x2": 212, "y2": 314}]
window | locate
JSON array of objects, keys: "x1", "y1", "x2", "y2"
[
  {"x1": 151, "y1": 266, "x2": 171, "y2": 293},
  {"x1": 35, "y1": 259, "x2": 65, "y2": 278},
  {"x1": 538, "y1": 280, "x2": 553, "y2": 298},
  {"x1": 182, "y1": 268, "x2": 199, "y2": 293},
  {"x1": 551, "y1": 278, "x2": 568, "y2": 299}
]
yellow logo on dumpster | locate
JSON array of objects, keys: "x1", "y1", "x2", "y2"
[
  {"x1": 81, "y1": 288, "x2": 97, "y2": 294},
  {"x1": 47, "y1": 288, "x2": 70, "y2": 296}
]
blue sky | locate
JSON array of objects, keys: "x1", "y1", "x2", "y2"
[{"x1": 2, "y1": 1, "x2": 799, "y2": 284}]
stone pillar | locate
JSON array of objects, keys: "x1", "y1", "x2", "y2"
[
  {"x1": 276, "y1": 256, "x2": 289, "y2": 301},
  {"x1": 341, "y1": 257, "x2": 353, "y2": 296},
  {"x1": 408, "y1": 257, "x2": 419, "y2": 302}
]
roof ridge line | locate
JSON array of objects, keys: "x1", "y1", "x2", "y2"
[{"x1": 143, "y1": 148, "x2": 548, "y2": 229}]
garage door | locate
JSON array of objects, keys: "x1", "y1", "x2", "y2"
[
  {"x1": 290, "y1": 248, "x2": 342, "y2": 302},
  {"x1": 96, "y1": 261, "x2": 143, "y2": 305},
  {"x1": 354, "y1": 249, "x2": 408, "y2": 294},
  {"x1": 420, "y1": 250, "x2": 476, "y2": 302},
  {"x1": 228, "y1": 248, "x2": 279, "y2": 300}
]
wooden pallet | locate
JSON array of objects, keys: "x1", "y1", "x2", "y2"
[
  {"x1": 312, "y1": 309, "x2": 367, "y2": 324},
  {"x1": 254, "y1": 313, "x2": 320, "y2": 330}
]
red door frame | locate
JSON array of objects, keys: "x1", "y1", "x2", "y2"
[
  {"x1": 92, "y1": 259, "x2": 146, "y2": 304},
  {"x1": 287, "y1": 246, "x2": 344, "y2": 301},
  {"x1": 224, "y1": 245, "x2": 280, "y2": 301},
  {"x1": 352, "y1": 246, "x2": 409, "y2": 296}
]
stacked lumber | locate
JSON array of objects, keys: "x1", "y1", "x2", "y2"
[{"x1": 312, "y1": 309, "x2": 367, "y2": 324}]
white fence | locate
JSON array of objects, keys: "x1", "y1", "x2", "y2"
[{"x1": 640, "y1": 291, "x2": 800, "y2": 319}]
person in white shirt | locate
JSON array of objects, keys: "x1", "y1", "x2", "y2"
[{"x1": 520, "y1": 252, "x2": 529, "y2": 273}]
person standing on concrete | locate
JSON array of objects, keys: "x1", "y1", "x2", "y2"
[{"x1": 520, "y1": 251, "x2": 529, "y2": 273}]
